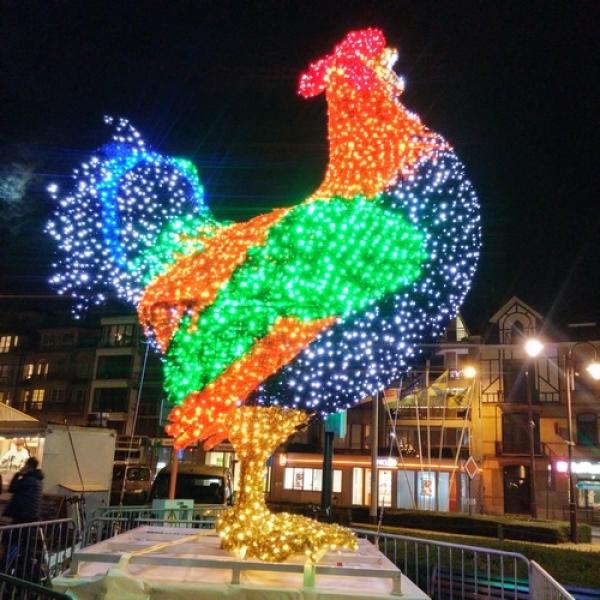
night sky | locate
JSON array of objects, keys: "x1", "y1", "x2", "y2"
[{"x1": 1, "y1": 1, "x2": 598, "y2": 331}]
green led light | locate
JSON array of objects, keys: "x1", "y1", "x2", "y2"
[{"x1": 163, "y1": 196, "x2": 426, "y2": 403}]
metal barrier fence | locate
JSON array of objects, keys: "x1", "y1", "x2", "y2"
[
  {"x1": 0, "y1": 571, "x2": 71, "y2": 600},
  {"x1": 353, "y1": 528, "x2": 574, "y2": 600},
  {"x1": 91, "y1": 504, "x2": 228, "y2": 521},
  {"x1": 529, "y1": 560, "x2": 575, "y2": 600},
  {"x1": 86, "y1": 505, "x2": 226, "y2": 545},
  {"x1": 0, "y1": 518, "x2": 79, "y2": 583}
]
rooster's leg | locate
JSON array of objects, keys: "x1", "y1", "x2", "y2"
[{"x1": 217, "y1": 406, "x2": 357, "y2": 563}]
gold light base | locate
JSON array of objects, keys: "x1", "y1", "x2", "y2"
[{"x1": 216, "y1": 406, "x2": 357, "y2": 563}]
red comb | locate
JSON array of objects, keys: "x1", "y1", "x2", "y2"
[{"x1": 298, "y1": 28, "x2": 387, "y2": 98}]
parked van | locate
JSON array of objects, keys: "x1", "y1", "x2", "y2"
[
  {"x1": 150, "y1": 464, "x2": 232, "y2": 506},
  {"x1": 111, "y1": 462, "x2": 152, "y2": 505}
]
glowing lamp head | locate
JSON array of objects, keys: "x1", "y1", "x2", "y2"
[
  {"x1": 462, "y1": 365, "x2": 477, "y2": 379},
  {"x1": 524, "y1": 338, "x2": 544, "y2": 358},
  {"x1": 585, "y1": 361, "x2": 600, "y2": 381}
]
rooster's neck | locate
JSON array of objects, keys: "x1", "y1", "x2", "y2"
[{"x1": 311, "y1": 77, "x2": 445, "y2": 201}]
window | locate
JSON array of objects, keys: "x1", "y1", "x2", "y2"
[
  {"x1": 92, "y1": 388, "x2": 129, "y2": 412},
  {"x1": 31, "y1": 389, "x2": 45, "y2": 410},
  {"x1": 503, "y1": 360, "x2": 536, "y2": 403},
  {"x1": 352, "y1": 467, "x2": 390, "y2": 506},
  {"x1": 96, "y1": 355, "x2": 133, "y2": 379},
  {"x1": 205, "y1": 451, "x2": 225, "y2": 467},
  {"x1": 0, "y1": 336, "x2": 14, "y2": 353},
  {"x1": 41, "y1": 334, "x2": 55, "y2": 348},
  {"x1": 0, "y1": 364, "x2": 11, "y2": 381},
  {"x1": 352, "y1": 467, "x2": 364, "y2": 504},
  {"x1": 0, "y1": 391, "x2": 6, "y2": 404},
  {"x1": 502, "y1": 412, "x2": 540, "y2": 454},
  {"x1": 67, "y1": 389, "x2": 87, "y2": 414},
  {"x1": 49, "y1": 389, "x2": 65, "y2": 406},
  {"x1": 62, "y1": 332, "x2": 75, "y2": 346},
  {"x1": 23, "y1": 363, "x2": 34, "y2": 380},
  {"x1": 36, "y1": 361, "x2": 49, "y2": 377},
  {"x1": 283, "y1": 468, "x2": 341, "y2": 493},
  {"x1": 350, "y1": 424, "x2": 370, "y2": 449},
  {"x1": 101, "y1": 324, "x2": 134, "y2": 347},
  {"x1": 577, "y1": 413, "x2": 598, "y2": 446}
]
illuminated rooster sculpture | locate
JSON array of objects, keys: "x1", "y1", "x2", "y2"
[{"x1": 48, "y1": 29, "x2": 480, "y2": 562}]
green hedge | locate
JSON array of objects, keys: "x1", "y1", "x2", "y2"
[
  {"x1": 351, "y1": 507, "x2": 591, "y2": 543},
  {"x1": 355, "y1": 524, "x2": 600, "y2": 589},
  {"x1": 267, "y1": 502, "x2": 591, "y2": 544}
]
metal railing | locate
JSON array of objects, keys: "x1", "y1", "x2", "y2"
[
  {"x1": 86, "y1": 505, "x2": 227, "y2": 545},
  {"x1": 0, "y1": 572, "x2": 71, "y2": 599},
  {"x1": 353, "y1": 528, "x2": 574, "y2": 600},
  {"x1": 7, "y1": 512, "x2": 571, "y2": 600},
  {"x1": 0, "y1": 518, "x2": 79, "y2": 587}
]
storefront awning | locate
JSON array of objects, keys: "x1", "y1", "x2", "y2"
[{"x1": 0, "y1": 403, "x2": 45, "y2": 436}]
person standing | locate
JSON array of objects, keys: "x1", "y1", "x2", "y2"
[
  {"x1": 4, "y1": 457, "x2": 44, "y2": 523},
  {"x1": 0, "y1": 438, "x2": 30, "y2": 473}
]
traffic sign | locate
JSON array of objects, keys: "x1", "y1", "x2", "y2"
[{"x1": 464, "y1": 456, "x2": 479, "y2": 480}]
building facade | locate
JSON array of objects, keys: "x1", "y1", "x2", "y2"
[
  {"x1": 0, "y1": 310, "x2": 165, "y2": 439},
  {"x1": 268, "y1": 297, "x2": 600, "y2": 523}
]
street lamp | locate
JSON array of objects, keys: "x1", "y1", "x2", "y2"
[
  {"x1": 462, "y1": 365, "x2": 477, "y2": 379},
  {"x1": 564, "y1": 342, "x2": 600, "y2": 542},
  {"x1": 524, "y1": 337, "x2": 544, "y2": 519}
]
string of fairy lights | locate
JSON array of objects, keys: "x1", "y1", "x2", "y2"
[
  {"x1": 47, "y1": 26, "x2": 481, "y2": 564},
  {"x1": 46, "y1": 116, "x2": 211, "y2": 315},
  {"x1": 47, "y1": 28, "x2": 481, "y2": 451}
]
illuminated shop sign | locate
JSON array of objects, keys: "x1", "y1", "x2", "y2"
[{"x1": 555, "y1": 460, "x2": 600, "y2": 475}]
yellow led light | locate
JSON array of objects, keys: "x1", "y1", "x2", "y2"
[{"x1": 216, "y1": 406, "x2": 357, "y2": 563}]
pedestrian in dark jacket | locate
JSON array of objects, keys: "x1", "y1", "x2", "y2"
[{"x1": 3, "y1": 457, "x2": 44, "y2": 523}]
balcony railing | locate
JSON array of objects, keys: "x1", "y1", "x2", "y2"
[
  {"x1": 393, "y1": 407, "x2": 469, "y2": 420},
  {"x1": 495, "y1": 441, "x2": 545, "y2": 457}
]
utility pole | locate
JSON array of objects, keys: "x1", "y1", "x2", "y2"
[
  {"x1": 525, "y1": 364, "x2": 538, "y2": 519},
  {"x1": 369, "y1": 392, "x2": 379, "y2": 522}
]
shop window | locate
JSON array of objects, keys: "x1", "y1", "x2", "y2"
[
  {"x1": 397, "y1": 470, "x2": 415, "y2": 509},
  {"x1": 502, "y1": 412, "x2": 540, "y2": 454},
  {"x1": 379, "y1": 469, "x2": 392, "y2": 507},
  {"x1": 333, "y1": 470, "x2": 342, "y2": 495},
  {"x1": 576, "y1": 413, "x2": 598, "y2": 447},
  {"x1": 283, "y1": 467, "x2": 341, "y2": 493},
  {"x1": 352, "y1": 467, "x2": 390, "y2": 507},
  {"x1": 352, "y1": 467, "x2": 363, "y2": 504}
]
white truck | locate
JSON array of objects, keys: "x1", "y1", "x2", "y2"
[{"x1": 39, "y1": 424, "x2": 116, "y2": 521}]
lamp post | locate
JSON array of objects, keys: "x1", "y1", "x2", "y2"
[
  {"x1": 563, "y1": 342, "x2": 600, "y2": 543},
  {"x1": 524, "y1": 338, "x2": 544, "y2": 519}
]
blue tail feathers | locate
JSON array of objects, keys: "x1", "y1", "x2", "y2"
[{"x1": 46, "y1": 117, "x2": 212, "y2": 315}]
